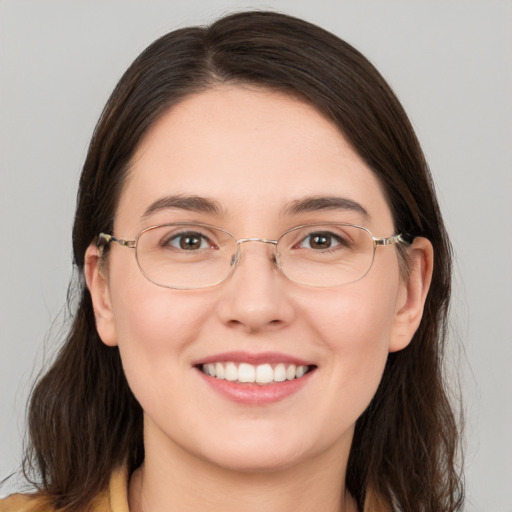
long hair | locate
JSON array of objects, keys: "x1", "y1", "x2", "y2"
[{"x1": 24, "y1": 11, "x2": 464, "y2": 511}]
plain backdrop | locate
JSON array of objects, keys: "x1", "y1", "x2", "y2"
[{"x1": 1, "y1": 1, "x2": 511, "y2": 510}]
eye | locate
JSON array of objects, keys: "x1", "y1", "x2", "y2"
[
  {"x1": 297, "y1": 231, "x2": 344, "y2": 250},
  {"x1": 165, "y1": 231, "x2": 213, "y2": 251}
]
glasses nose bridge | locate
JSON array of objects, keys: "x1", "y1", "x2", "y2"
[
  {"x1": 236, "y1": 237, "x2": 279, "y2": 247},
  {"x1": 231, "y1": 237, "x2": 279, "y2": 269}
]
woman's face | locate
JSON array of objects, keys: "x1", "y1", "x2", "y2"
[{"x1": 87, "y1": 85, "x2": 425, "y2": 474}]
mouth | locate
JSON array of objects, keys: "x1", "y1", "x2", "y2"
[{"x1": 197, "y1": 361, "x2": 315, "y2": 385}]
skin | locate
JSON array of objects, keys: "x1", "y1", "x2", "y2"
[{"x1": 85, "y1": 85, "x2": 433, "y2": 512}]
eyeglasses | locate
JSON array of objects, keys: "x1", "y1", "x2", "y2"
[{"x1": 97, "y1": 222, "x2": 405, "y2": 289}]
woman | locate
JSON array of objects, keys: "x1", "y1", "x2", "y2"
[{"x1": 1, "y1": 10, "x2": 464, "y2": 512}]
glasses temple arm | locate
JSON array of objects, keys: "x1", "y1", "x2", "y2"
[
  {"x1": 97, "y1": 233, "x2": 136, "y2": 249},
  {"x1": 374, "y1": 233, "x2": 406, "y2": 246}
]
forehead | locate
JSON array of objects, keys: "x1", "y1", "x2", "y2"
[{"x1": 116, "y1": 85, "x2": 393, "y2": 234}]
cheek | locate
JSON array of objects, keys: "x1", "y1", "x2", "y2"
[
  {"x1": 312, "y1": 277, "x2": 399, "y2": 353},
  {"x1": 306, "y1": 274, "x2": 400, "y2": 416},
  {"x1": 107, "y1": 273, "x2": 215, "y2": 399}
]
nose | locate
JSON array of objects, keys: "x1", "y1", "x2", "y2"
[{"x1": 216, "y1": 240, "x2": 296, "y2": 334}]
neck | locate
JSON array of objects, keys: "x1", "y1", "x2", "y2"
[{"x1": 129, "y1": 422, "x2": 357, "y2": 512}]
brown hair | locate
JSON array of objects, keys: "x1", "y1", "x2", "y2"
[{"x1": 23, "y1": 10, "x2": 464, "y2": 511}]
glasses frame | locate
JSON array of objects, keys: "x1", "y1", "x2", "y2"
[{"x1": 97, "y1": 222, "x2": 405, "y2": 289}]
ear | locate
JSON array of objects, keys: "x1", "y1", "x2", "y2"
[
  {"x1": 389, "y1": 237, "x2": 434, "y2": 353},
  {"x1": 84, "y1": 243, "x2": 118, "y2": 347}
]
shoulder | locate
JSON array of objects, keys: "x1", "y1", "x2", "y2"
[
  {"x1": 0, "y1": 467, "x2": 128, "y2": 512},
  {"x1": 0, "y1": 493, "x2": 50, "y2": 512}
]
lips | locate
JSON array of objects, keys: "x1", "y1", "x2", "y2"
[{"x1": 193, "y1": 351, "x2": 316, "y2": 404}]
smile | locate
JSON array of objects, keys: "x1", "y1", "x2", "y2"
[{"x1": 200, "y1": 362, "x2": 313, "y2": 385}]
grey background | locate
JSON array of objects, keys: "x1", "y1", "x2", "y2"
[{"x1": 1, "y1": 1, "x2": 511, "y2": 510}]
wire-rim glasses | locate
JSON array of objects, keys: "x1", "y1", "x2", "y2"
[{"x1": 97, "y1": 222, "x2": 405, "y2": 290}]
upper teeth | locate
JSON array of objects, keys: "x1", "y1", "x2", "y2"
[{"x1": 201, "y1": 362, "x2": 309, "y2": 385}]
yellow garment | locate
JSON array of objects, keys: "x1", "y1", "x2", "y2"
[{"x1": 0, "y1": 468, "x2": 129, "y2": 512}]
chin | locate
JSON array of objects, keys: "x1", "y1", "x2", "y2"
[
  {"x1": 203, "y1": 444, "x2": 310, "y2": 474},
  {"x1": 185, "y1": 421, "x2": 351, "y2": 475}
]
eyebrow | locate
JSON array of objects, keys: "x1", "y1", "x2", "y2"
[
  {"x1": 141, "y1": 194, "x2": 369, "y2": 221},
  {"x1": 142, "y1": 195, "x2": 224, "y2": 219},
  {"x1": 283, "y1": 196, "x2": 369, "y2": 218}
]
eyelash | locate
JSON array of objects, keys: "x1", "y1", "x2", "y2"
[
  {"x1": 296, "y1": 231, "x2": 350, "y2": 249},
  {"x1": 161, "y1": 230, "x2": 351, "y2": 253},
  {"x1": 163, "y1": 231, "x2": 216, "y2": 250}
]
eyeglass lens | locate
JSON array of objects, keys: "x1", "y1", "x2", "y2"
[{"x1": 134, "y1": 223, "x2": 376, "y2": 289}]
